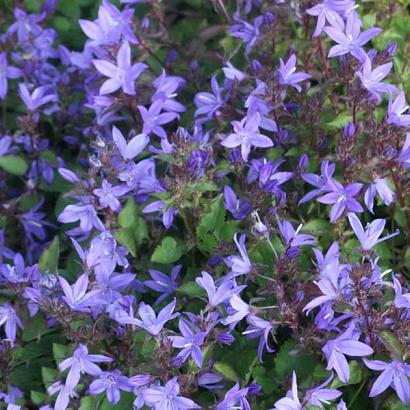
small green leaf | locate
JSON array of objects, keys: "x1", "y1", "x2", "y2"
[
  {"x1": 116, "y1": 228, "x2": 137, "y2": 257},
  {"x1": 151, "y1": 237, "x2": 183, "y2": 264},
  {"x1": 52, "y1": 343, "x2": 70, "y2": 364},
  {"x1": 31, "y1": 391, "x2": 47, "y2": 405},
  {"x1": 0, "y1": 155, "x2": 28, "y2": 175},
  {"x1": 177, "y1": 281, "x2": 202, "y2": 297},
  {"x1": 379, "y1": 330, "x2": 404, "y2": 359},
  {"x1": 118, "y1": 198, "x2": 138, "y2": 229},
  {"x1": 41, "y1": 367, "x2": 58, "y2": 387},
  {"x1": 214, "y1": 362, "x2": 239, "y2": 382},
  {"x1": 39, "y1": 236, "x2": 60, "y2": 274}
]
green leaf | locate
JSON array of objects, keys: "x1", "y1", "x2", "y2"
[
  {"x1": 326, "y1": 113, "x2": 352, "y2": 129},
  {"x1": 0, "y1": 155, "x2": 28, "y2": 175},
  {"x1": 118, "y1": 198, "x2": 139, "y2": 229},
  {"x1": 115, "y1": 228, "x2": 137, "y2": 257},
  {"x1": 52, "y1": 343, "x2": 70, "y2": 364},
  {"x1": 39, "y1": 236, "x2": 60, "y2": 274},
  {"x1": 31, "y1": 391, "x2": 47, "y2": 405},
  {"x1": 379, "y1": 330, "x2": 404, "y2": 359},
  {"x1": 214, "y1": 362, "x2": 239, "y2": 381},
  {"x1": 151, "y1": 237, "x2": 183, "y2": 264},
  {"x1": 41, "y1": 367, "x2": 58, "y2": 387},
  {"x1": 177, "y1": 281, "x2": 202, "y2": 297}
]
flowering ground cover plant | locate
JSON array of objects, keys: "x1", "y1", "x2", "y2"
[{"x1": 1, "y1": 0, "x2": 410, "y2": 408}]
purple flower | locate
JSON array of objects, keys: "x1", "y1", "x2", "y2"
[
  {"x1": 222, "y1": 295, "x2": 250, "y2": 329},
  {"x1": 0, "y1": 303, "x2": 23, "y2": 342},
  {"x1": 223, "y1": 62, "x2": 247, "y2": 82},
  {"x1": 7, "y1": 8, "x2": 44, "y2": 42},
  {"x1": 138, "y1": 100, "x2": 179, "y2": 139},
  {"x1": 195, "y1": 271, "x2": 245, "y2": 307},
  {"x1": 18, "y1": 83, "x2": 58, "y2": 112},
  {"x1": 169, "y1": 319, "x2": 207, "y2": 368},
  {"x1": 322, "y1": 323, "x2": 373, "y2": 383},
  {"x1": 216, "y1": 383, "x2": 250, "y2": 410},
  {"x1": 225, "y1": 233, "x2": 252, "y2": 276},
  {"x1": 143, "y1": 377, "x2": 200, "y2": 409},
  {"x1": 305, "y1": 374, "x2": 342, "y2": 408},
  {"x1": 93, "y1": 41, "x2": 147, "y2": 95},
  {"x1": 93, "y1": 180, "x2": 130, "y2": 212},
  {"x1": 221, "y1": 113, "x2": 273, "y2": 162},
  {"x1": 47, "y1": 382, "x2": 77, "y2": 410},
  {"x1": 324, "y1": 13, "x2": 381, "y2": 61},
  {"x1": 276, "y1": 216, "x2": 317, "y2": 249},
  {"x1": 194, "y1": 76, "x2": 224, "y2": 119},
  {"x1": 89, "y1": 370, "x2": 132, "y2": 404},
  {"x1": 317, "y1": 177, "x2": 363, "y2": 223},
  {"x1": 59, "y1": 273, "x2": 103, "y2": 312},
  {"x1": 0, "y1": 53, "x2": 21, "y2": 100},
  {"x1": 152, "y1": 70, "x2": 186, "y2": 113},
  {"x1": 58, "y1": 203, "x2": 105, "y2": 233},
  {"x1": 364, "y1": 177, "x2": 396, "y2": 213},
  {"x1": 243, "y1": 315, "x2": 274, "y2": 361},
  {"x1": 347, "y1": 213, "x2": 399, "y2": 251},
  {"x1": 271, "y1": 371, "x2": 301, "y2": 410},
  {"x1": 230, "y1": 16, "x2": 263, "y2": 53},
  {"x1": 224, "y1": 185, "x2": 251, "y2": 220},
  {"x1": 143, "y1": 200, "x2": 178, "y2": 229},
  {"x1": 121, "y1": 299, "x2": 179, "y2": 336},
  {"x1": 58, "y1": 344, "x2": 112, "y2": 390},
  {"x1": 144, "y1": 265, "x2": 181, "y2": 304},
  {"x1": 392, "y1": 275, "x2": 410, "y2": 309},
  {"x1": 277, "y1": 55, "x2": 311, "y2": 92},
  {"x1": 306, "y1": 1, "x2": 348, "y2": 37},
  {"x1": 355, "y1": 56, "x2": 398, "y2": 104},
  {"x1": 112, "y1": 126, "x2": 149, "y2": 160},
  {"x1": 387, "y1": 91, "x2": 410, "y2": 127},
  {"x1": 364, "y1": 358, "x2": 410, "y2": 405}
]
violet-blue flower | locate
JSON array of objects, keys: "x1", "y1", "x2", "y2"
[
  {"x1": 347, "y1": 212, "x2": 399, "y2": 251},
  {"x1": 88, "y1": 370, "x2": 132, "y2": 404},
  {"x1": 221, "y1": 113, "x2": 273, "y2": 162},
  {"x1": 169, "y1": 319, "x2": 207, "y2": 368},
  {"x1": 93, "y1": 41, "x2": 147, "y2": 95},
  {"x1": 143, "y1": 377, "x2": 200, "y2": 409},
  {"x1": 364, "y1": 358, "x2": 410, "y2": 405},
  {"x1": 58, "y1": 344, "x2": 112, "y2": 390},
  {"x1": 277, "y1": 55, "x2": 311, "y2": 92},
  {"x1": 0, "y1": 53, "x2": 21, "y2": 100}
]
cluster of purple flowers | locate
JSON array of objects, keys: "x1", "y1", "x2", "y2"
[{"x1": 1, "y1": 0, "x2": 410, "y2": 409}]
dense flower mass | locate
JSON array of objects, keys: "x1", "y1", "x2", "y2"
[{"x1": 1, "y1": 0, "x2": 410, "y2": 409}]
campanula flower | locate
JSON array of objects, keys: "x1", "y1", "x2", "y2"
[
  {"x1": 355, "y1": 56, "x2": 398, "y2": 104},
  {"x1": 347, "y1": 212, "x2": 399, "y2": 251},
  {"x1": 221, "y1": 113, "x2": 273, "y2": 162},
  {"x1": 364, "y1": 358, "x2": 410, "y2": 405},
  {"x1": 88, "y1": 370, "x2": 132, "y2": 404},
  {"x1": 169, "y1": 319, "x2": 207, "y2": 368},
  {"x1": 277, "y1": 55, "x2": 311, "y2": 92},
  {"x1": 318, "y1": 177, "x2": 363, "y2": 222},
  {"x1": 58, "y1": 344, "x2": 112, "y2": 390},
  {"x1": 324, "y1": 12, "x2": 381, "y2": 61},
  {"x1": 143, "y1": 377, "x2": 200, "y2": 409},
  {"x1": 322, "y1": 323, "x2": 373, "y2": 383},
  {"x1": 138, "y1": 100, "x2": 179, "y2": 139},
  {"x1": 0, "y1": 303, "x2": 23, "y2": 342},
  {"x1": 364, "y1": 178, "x2": 395, "y2": 213},
  {"x1": 59, "y1": 273, "x2": 103, "y2": 312},
  {"x1": 387, "y1": 91, "x2": 410, "y2": 127},
  {"x1": 93, "y1": 41, "x2": 147, "y2": 95},
  {"x1": 195, "y1": 271, "x2": 245, "y2": 307},
  {"x1": 112, "y1": 126, "x2": 149, "y2": 160},
  {"x1": 0, "y1": 53, "x2": 21, "y2": 100}
]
